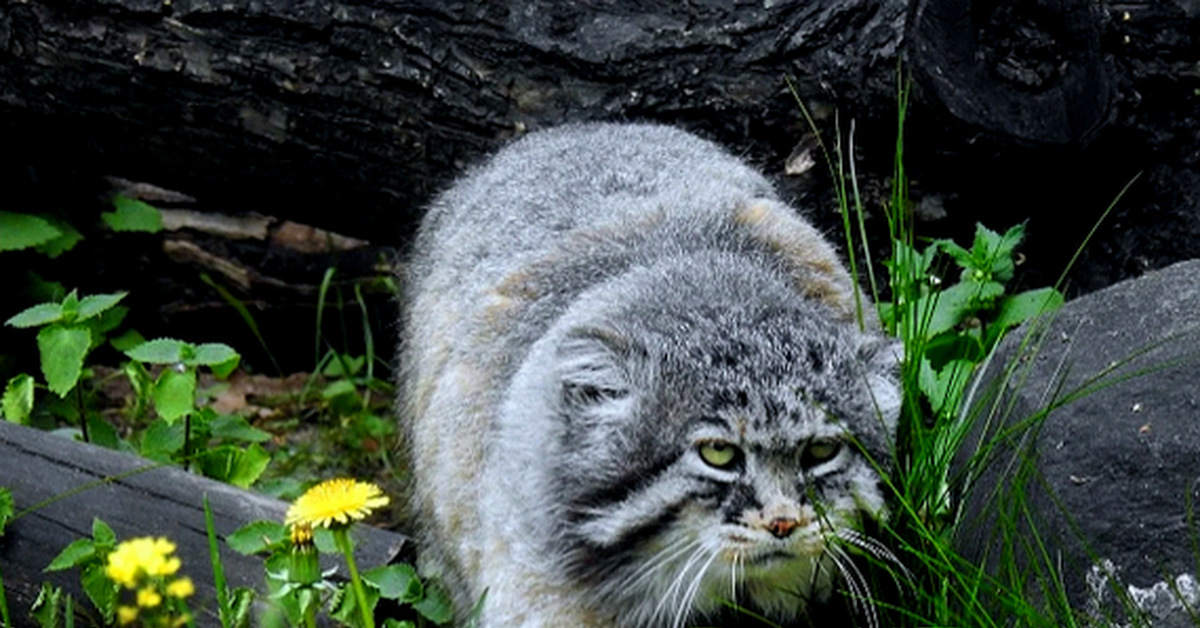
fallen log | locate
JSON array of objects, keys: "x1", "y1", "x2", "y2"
[{"x1": 0, "y1": 420, "x2": 408, "y2": 628}]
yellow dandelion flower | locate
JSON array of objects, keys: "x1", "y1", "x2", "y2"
[
  {"x1": 106, "y1": 537, "x2": 181, "y2": 588},
  {"x1": 137, "y1": 587, "x2": 162, "y2": 608},
  {"x1": 290, "y1": 521, "x2": 314, "y2": 546},
  {"x1": 117, "y1": 605, "x2": 139, "y2": 625},
  {"x1": 285, "y1": 478, "x2": 389, "y2": 528},
  {"x1": 166, "y1": 577, "x2": 195, "y2": 599}
]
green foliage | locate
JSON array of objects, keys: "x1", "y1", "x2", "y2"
[
  {"x1": 205, "y1": 497, "x2": 256, "y2": 628},
  {"x1": 881, "y1": 223, "x2": 1064, "y2": 424},
  {"x1": 29, "y1": 583, "x2": 67, "y2": 628},
  {"x1": 102, "y1": 196, "x2": 164, "y2": 233},
  {"x1": 2, "y1": 374, "x2": 35, "y2": 424},
  {"x1": 0, "y1": 486, "x2": 12, "y2": 536},
  {"x1": 43, "y1": 518, "x2": 119, "y2": 624},
  {"x1": 0, "y1": 211, "x2": 62, "y2": 252}
]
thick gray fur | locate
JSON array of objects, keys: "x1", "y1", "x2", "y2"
[{"x1": 399, "y1": 123, "x2": 902, "y2": 627}]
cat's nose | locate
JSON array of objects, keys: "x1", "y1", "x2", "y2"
[{"x1": 766, "y1": 517, "x2": 799, "y2": 538}]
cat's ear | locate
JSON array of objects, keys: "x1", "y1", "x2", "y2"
[
  {"x1": 856, "y1": 334, "x2": 904, "y2": 432},
  {"x1": 556, "y1": 327, "x2": 636, "y2": 409}
]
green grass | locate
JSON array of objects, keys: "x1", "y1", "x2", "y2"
[{"x1": 797, "y1": 69, "x2": 1184, "y2": 628}]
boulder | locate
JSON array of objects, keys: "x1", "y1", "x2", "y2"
[{"x1": 955, "y1": 259, "x2": 1200, "y2": 626}]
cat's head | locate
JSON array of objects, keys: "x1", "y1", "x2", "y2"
[{"x1": 549, "y1": 288, "x2": 902, "y2": 626}]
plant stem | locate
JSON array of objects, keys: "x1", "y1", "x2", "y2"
[
  {"x1": 333, "y1": 528, "x2": 374, "y2": 628},
  {"x1": 75, "y1": 386, "x2": 89, "y2": 443},
  {"x1": 0, "y1": 558, "x2": 11, "y2": 628}
]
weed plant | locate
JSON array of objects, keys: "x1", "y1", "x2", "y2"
[{"x1": 797, "y1": 72, "x2": 1181, "y2": 628}]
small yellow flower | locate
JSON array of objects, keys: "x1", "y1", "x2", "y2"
[
  {"x1": 285, "y1": 478, "x2": 389, "y2": 528},
  {"x1": 290, "y1": 522, "x2": 314, "y2": 546},
  {"x1": 117, "y1": 605, "x2": 139, "y2": 625},
  {"x1": 165, "y1": 577, "x2": 195, "y2": 599},
  {"x1": 137, "y1": 587, "x2": 162, "y2": 608},
  {"x1": 106, "y1": 537, "x2": 182, "y2": 588}
]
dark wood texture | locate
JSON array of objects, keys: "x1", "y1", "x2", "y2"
[{"x1": 0, "y1": 420, "x2": 407, "y2": 628}]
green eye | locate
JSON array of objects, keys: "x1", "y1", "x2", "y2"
[
  {"x1": 698, "y1": 441, "x2": 740, "y2": 469},
  {"x1": 802, "y1": 440, "x2": 841, "y2": 467}
]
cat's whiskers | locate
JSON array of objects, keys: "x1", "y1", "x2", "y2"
[
  {"x1": 836, "y1": 528, "x2": 911, "y2": 584},
  {"x1": 827, "y1": 543, "x2": 879, "y2": 628},
  {"x1": 654, "y1": 539, "x2": 713, "y2": 627},
  {"x1": 617, "y1": 534, "x2": 702, "y2": 596},
  {"x1": 673, "y1": 544, "x2": 720, "y2": 628}
]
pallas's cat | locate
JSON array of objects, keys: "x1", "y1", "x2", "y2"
[{"x1": 399, "y1": 123, "x2": 902, "y2": 627}]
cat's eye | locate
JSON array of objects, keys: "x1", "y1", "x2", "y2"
[
  {"x1": 698, "y1": 441, "x2": 741, "y2": 469},
  {"x1": 801, "y1": 440, "x2": 841, "y2": 467}
]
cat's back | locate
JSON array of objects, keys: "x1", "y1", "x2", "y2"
[{"x1": 408, "y1": 122, "x2": 777, "y2": 295}]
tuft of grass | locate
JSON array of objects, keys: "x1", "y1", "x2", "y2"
[{"x1": 793, "y1": 66, "x2": 1168, "y2": 628}]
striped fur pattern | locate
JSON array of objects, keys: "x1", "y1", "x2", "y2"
[{"x1": 399, "y1": 123, "x2": 902, "y2": 627}]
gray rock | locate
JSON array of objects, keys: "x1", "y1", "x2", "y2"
[{"x1": 954, "y1": 259, "x2": 1200, "y2": 626}]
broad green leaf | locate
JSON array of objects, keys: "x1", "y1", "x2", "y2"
[
  {"x1": 190, "y1": 343, "x2": 239, "y2": 367},
  {"x1": 322, "y1": 379, "x2": 358, "y2": 399},
  {"x1": 85, "y1": 414, "x2": 122, "y2": 450},
  {"x1": 918, "y1": 357, "x2": 974, "y2": 420},
  {"x1": 226, "y1": 520, "x2": 288, "y2": 555},
  {"x1": 210, "y1": 353, "x2": 240, "y2": 379},
  {"x1": 383, "y1": 620, "x2": 417, "y2": 628},
  {"x1": 33, "y1": 217, "x2": 84, "y2": 258},
  {"x1": 103, "y1": 196, "x2": 164, "y2": 233},
  {"x1": 109, "y1": 328, "x2": 146, "y2": 353},
  {"x1": 154, "y1": 368, "x2": 196, "y2": 423},
  {"x1": 3, "y1": 374, "x2": 35, "y2": 424},
  {"x1": 225, "y1": 587, "x2": 256, "y2": 628},
  {"x1": 0, "y1": 486, "x2": 13, "y2": 536},
  {"x1": 196, "y1": 444, "x2": 270, "y2": 488},
  {"x1": 125, "y1": 338, "x2": 189, "y2": 364},
  {"x1": 140, "y1": 419, "x2": 185, "y2": 462},
  {"x1": 45, "y1": 538, "x2": 96, "y2": 572},
  {"x1": 330, "y1": 580, "x2": 381, "y2": 628},
  {"x1": 30, "y1": 582, "x2": 63, "y2": 628},
  {"x1": 76, "y1": 292, "x2": 127, "y2": 322},
  {"x1": 917, "y1": 283, "x2": 974, "y2": 339},
  {"x1": 0, "y1": 211, "x2": 61, "y2": 252},
  {"x1": 81, "y1": 563, "x2": 118, "y2": 624},
  {"x1": 37, "y1": 325, "x2": 91, "y2": 397},
  {"x1": 364, "y1": 564, "x2": 422, "y2": 603},
  {"x1": 992, "y1": 287, "x2": 1064, "y2": 333},
  {"x1": 210, "y1": 415, "x2": 271, "y2": 443},
  {"x1": 412, "y1": 581, "x2": 454, "y2": 625},
  {"x1": 91, "y1": 517, "x2": 116, "y2": 548},
  {"x1": 5, "y1": 302, "x2": 64, "y2": 328}
]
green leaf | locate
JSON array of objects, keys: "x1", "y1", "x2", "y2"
[
  {"x1": 0, "y1": 487, "x2": 14, "y2": 536},
  {"x1": 45, "y1": 538, "x2": 96, "y2": 572},
  {"x1": 383, "y1": 620, "x2": 417, "y2": 628},
  {"x1": 210, "y1": 353, "x2": 240, "y2": 379},
  {"x1": 33, "y1": 217, "x2": 84, "y2": 258},
  {"x1": 81, "y1": 563, "x2": 118, "y2": 624},
  {"x1": 30, "y1": 582, "x2": 63, "y2": 628},
  {"x1": 153, "y1": 367, "x2": 196, "y2": 423},
  {"x1": 330, "y1": 581, "x2": 381, "y2": 628},
  {"x1": 125, "y1": 338, "x2": 189, "y2": 364},
  {"x1": 917, "y1": 283, "x2": 975, "y2": 339},
  {"x1": 0, "y1": 211, "x2": 61, "y2": 252},
  {"x1": 91, "y1": 518, "x2": 116, "y2": 548},
  {"x1": 37, "y1": 325, "x2": 91, "y2": 397},
  {"x1": 196, "y1": 444, "x2": 270, "y2": 488},
  {"x1": 103, "y1": 196, "x2": 163, "y2": 233},
  {"x1": 6, "y1": 303, "x2": 64, "y2": 328},
  {"x1": 363, "y1": 564, "x2": 422, "y2": 602},
  {"x1": 109, "y1": 328, "x2": 146, "y2": 353},
  {"x1": 75, "y1": 293, "x2": 127, "y2": 322},
  {"x1": 190, "y1": 343, "x2": 239, "y2": 367},
  {"x1": 322, "y1": 379, "x2": 358, "y2": 399},
  {"x1": 140, "y1": 419, "x2": 186, "y2": 462},
  {"x1": 412, "y1": 581, "x2": 454, "y2": 625},
  {"x1": 226, "y1": 520, "x2": 288, "y2": 555},
  {"x1": 85, "y1": 414, "x2": 122, "y2": 451},
  {"x1": 918, "y1": 357, "x2": 975, "y2": 420},
  {"x1": 209, "y1": 415, "x2": 271, "y2": 443},
  {"x1": 992, "y1": 287, "x2": 1064, "y2": 333},
  {"x1": 3, "y1": 374, "x2": 35, "y2": 424}
]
